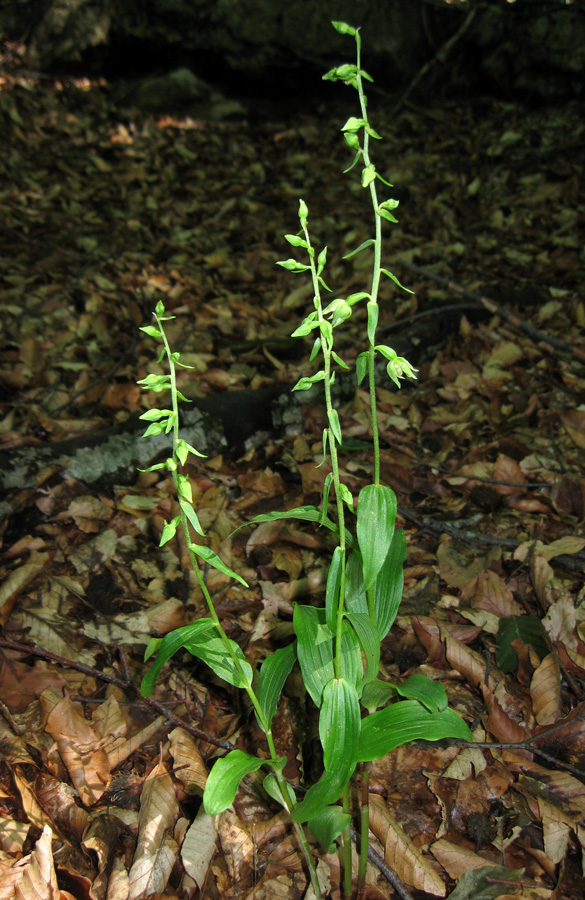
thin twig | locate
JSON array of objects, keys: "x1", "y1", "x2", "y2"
[
  {"x1": 0, "y1": 638, "x2": 236, "y2": 750},
  {"x1": 394, "y1": 259, "x2": 585, "y2": 364}
]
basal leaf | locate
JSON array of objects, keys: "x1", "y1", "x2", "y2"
[
  {"x1": 395, "y1": 673, "x2": 448, "y2": 713},
  {"x1": 345, "y1": 611, "x2": 380, "y2": 686},
  {"x1": 294, "y1": 605, "x2": 335, "y2": 708}
]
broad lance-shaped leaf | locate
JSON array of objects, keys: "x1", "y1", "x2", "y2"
[
  {"x1": 357, "y1": 484, "x2": 397, "y2": 592},
  {"x1": 184, "y1": 632, "x2": 253, "y2": 689},
  {"x1": 357, "y1": 700, "x2": 472, "y2": 763},
  {"x1": 256, "y1": 642, "x2": 297, "y2": 732},
  {"x1": 205, "y1": 750, "x2": 273, "y2": 816},
  {"x1": 292, "y1": 679, "x2": 360, "y2": 822},
  {"x1": 141, "y1": 619, "x2": 215, "y2": 697},
  {"x1": 190, "y1": 543, "x2": 248, "y2": 587},
  {"x1": 294, "y1": 605, "x2": 362, "y2": 708},
  {"x1": 230, "y1": 505, "x2": 355, "y2": 550},
  {"x1": 345, "y1": 612, "x2": 380, "y2": 686},
  {"x1": 373, "y1": 527, "x2": 406, "y2": 640},
  {"x1": 325, "y1": 546, "x2": 343, "y2": 632}
]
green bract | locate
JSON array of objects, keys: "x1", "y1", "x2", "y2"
[{"x1": 135, "y1": 20, "x2": 471, "y2": 900}]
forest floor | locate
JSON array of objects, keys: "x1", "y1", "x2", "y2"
[{"x1": 1, "y1": 59, "x2": 585, "y2": 900}]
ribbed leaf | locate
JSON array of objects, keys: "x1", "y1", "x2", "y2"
[
  {"x1": 357, "y1": 484, "x2": 397, "y2": 592},
  {"x1": 294, "y1": 605, "x2": 334, "y2": 708},
  {"x1": 256, "y1": 642, "x2": 297, "y2": 731},
  {"x1": 140, "y1": 619, "x2": 215, "y2": 697},
  {"x1": 185, "y1": 633, "x2": 253, "y2": 689},
  {"x1": 373, "y1": 527, "x2": 406, "y2": 639},
  {"x1": 396, "y1": 674, "x2": 448, "y2": 713},
  {"x1": 325, "y1": 546, "x2": 343, "y2": 632},
  {"x1": 292, "y1": 679, "x2": 360, "y2": 822},
  {"x1": 357, "y1": 700, "x2": 472, "y2": 762},
  {"x1": 345, "y1": 612, "x2": 380, "y2": 686},
  {"x1": 204, "y1": 750, "x2": 265, "y2": 815},
  {"x1": 308, "y1": 806, "x2": 351, "y2": 853}
]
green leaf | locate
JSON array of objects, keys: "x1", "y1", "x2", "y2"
[
  {"x1": 345, "y1": 612, "x2": 380, "y2": 686},
  {"x1": 256, "y1": 642, "x2": 297, "y2": 731},
  {"x1": 373, "y1": 528, "x2": 406, "y2": 639},
  {"x1": 189, "y1": 544, "x2": 248, "y2": 587},
  {"x1": 320, "y1": 472, "x2": 333, "y2": 526},
  {"x1": 317, "y1": 246, "x2": 327, "y2": 275},
  {"x1": 177, "y1": 473, "x2": 192, "y2": 504},
  {"x1": 356, "y1": 351, "x2": 368, "y2": 385},
  {"x1": 308, "y1": 806, "x2": 351, "y2": 854},
  {"x1": 360, "y1": 679, "x2": 398, "y2": 713},
  {"x1": 343, "y1": 150, "x2": 362, "y2": 174},
  {"x1": 495, "y1": 616, "x2": 547, "y2": 673},
  {"x1": 292, "y1": 678, "x2": 360, "y2": 822},
  {"x1": 331, "y1": 350, "x2": 349, "y2": 370},
  {"x1": 204, "y1": 750, "x2": 266, "y2": 816},
  {"x1": 328, "y1": 408, "x2": 342, "y2": 445},
  {"x1": 325, "y1": 546, "x2": 343, "y2": 632},
  {"x1": 185, "y1": 632, "x2": 253, "y2": 688},
  {"x1": 342, "y1": 239, "x2": 374, "y2": 260},
  {"x1": 263, "y1": 773, "x2": 296, "y2": 810},
  {"x1": 377, "y1": 207, "x2": 398, "y2": 224},
  {"x1": 346, "y1": 291, "x2": 370, "y2": 306},
  {"x1": 345, "y1": 551, "x2": 367, "y2": 616},
  {"x1": 140, "y1": 619, "x2": 215, "y2": 697},
  {"x1": 141, "y1": 421, "x2": 165, "y2": 438},
  {"x1": 180, "y1": 500, "x2": 205, "y2": 537},
  {"x1": 357, "y1": 700, "x2": 472, "y2": 762},
  {"x1": 367, "y1": 301, "x2": 378, "y2": 345},
  {"x1": 294, "y1": 605, "x2": 335, "y2": 708},
  {"x1": 396, "y1": 674, "x2": 448, "y2": 713},
  {"x1": 380, "y1": 267, "x2": 414, "y2": 294},
  {"x1": 292, "y1": 370, "x2": 325, "y2": 392},
  {"x1": 159, "y1": 515, "x2": 181, "y2": 547},
  {"x1": 139, "y1": 325, "x2": 163, "y2": 339},
  {"x1": 357, "y1": 484, "x2": 397, "y2": 592}
]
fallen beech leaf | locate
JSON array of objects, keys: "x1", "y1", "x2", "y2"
[
  {"x1": 42, "y1": 690, "x2": 110, "y2": 806},
  {"x1": 369, "y1": 795, "x2": 446, "y2": 896},
  {"x1": 530, "y1": 654, "x2": 562, "y2": 725},
  {"x1": 128, "y1": 759, "x2": 180, "y2": 899},
  {"x1": 431, "y1": 837, "x2": 498, "y2": 880},
  {"x1": 181, "y1": 807, "x2": 218, "y2": 892}
]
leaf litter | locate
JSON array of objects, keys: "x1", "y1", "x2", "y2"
[{"x1": 0, "y1": 57, "x2": 584, "y2": 900}]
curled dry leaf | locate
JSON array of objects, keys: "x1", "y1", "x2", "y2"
[
  {"x1": 0, "y1": 824, "x2": 59, "y2": 900},
  {"x1": 168, "y1": 727, "x2": 208, "y2": 795},
  {"x1": 369, "y1": 794, "x2": 446, "y2": 896},
  {"x1": 530, "y1": 653, "x2": 562, "y2": 725},
  {"x1": 128, "y1": 759, "x2": 180, "y2": 900},
  {"x1": 431, "y1": 837, "x2": 498, "y2": 880},
  {"x1": 42, "y1": 689, "x2": 110, "y2": 806}
]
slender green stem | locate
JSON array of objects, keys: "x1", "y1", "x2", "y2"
[
  {"x1": 155, "y1": 313, "x2": 322, "y2": 897},
  {"x1": 357, "y1": 766, "x2": 370, "y2": 890}
]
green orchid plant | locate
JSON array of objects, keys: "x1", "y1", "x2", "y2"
[{"x1": 137, "y1": 22, "x2": 471, "y2": 899}]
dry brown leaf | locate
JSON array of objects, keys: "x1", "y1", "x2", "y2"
[
  {"x1": 128, "y1": 759, "x2": 180, "y2": 899},
  {"x1": 42, "y1": 689, "x2": 110, "y2": 806},
  {"x1": 0, "y1": 825, "x2": 59, "y2": 900},
  {"x1": 82, "y1": 814, "x2": 125, "y2": 900},
  {"x1": 168, "y1": 727, "x2": 208, "y2": 795},
  {"x1": 181, "y1": 807, "x2": 217, "y2": 893},
  {"x1": 431, "y1": 837, "x2": 498, "y2": 880},
  {"x1": 0, "y1": 552, "x2": 49, "y2": 626},
  {"x1": 530, "y1": 654, "x2": 562, "y2": 725},
  {"x1": 217, "y1": 808, "x2": 255, "y2": 883},
  {"x1": 369, "y1": 795, "x2": 446, "y2": 896}
]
